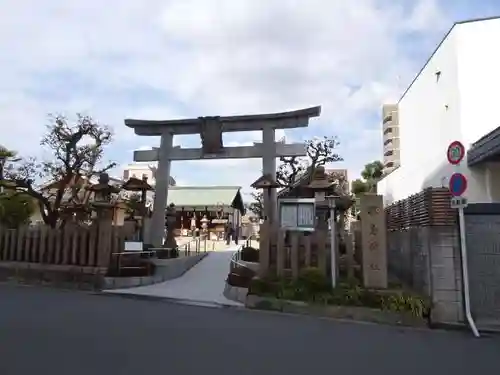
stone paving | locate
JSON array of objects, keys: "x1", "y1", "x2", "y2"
[{"x1": 105, "y1": 243, "x2": 242, "y2": 306}]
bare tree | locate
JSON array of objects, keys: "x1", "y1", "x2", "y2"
[
  {"x1": 250, "y1": 136, "x2": 343, "y2": 211},
  {"x1": 248, "y1": 191, "x2": 264, "y2": 218},
  {"x1": 3, "y1": 114, "x2": 116, "y2": 228},
  {"x1": 276, "y1": 136, "x2": 342, "y2": 187}
]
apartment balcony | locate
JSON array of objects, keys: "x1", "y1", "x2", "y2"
[
  {"x1": 383, "y1": 138, "x2": 400, "y2": 154},
  {"x1": 383, "y1": 160, "x2": 400, "y2": 175},
  {"x1": 384, "y1": 148, "x2": 400, "y2": 163},
  {"x1": 382, "y1": 107, "x2": 399, "y2": 132},
  {"x1": 384, "y1": 142, "x2": 393, "y2": 155},
  {"x1": 383, "y1": 127, "x2": 399, "y2": 140}
]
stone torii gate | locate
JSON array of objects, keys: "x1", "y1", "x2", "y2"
[{"x1": 125, "y1": 106, "x2": 321, "y2": 247}]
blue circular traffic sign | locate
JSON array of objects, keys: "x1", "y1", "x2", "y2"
[{"x1": 449, "y1": 173, "x2": 467, "y2": 196}]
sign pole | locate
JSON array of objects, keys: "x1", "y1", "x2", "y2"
[
  {"x1": 326, "y1": 195, "x2": 337, "y2": 288},
  {"x1": 329, "y1": 204, "x2": 336, "y2": 288},
  {"x1": 458, "y1": 206, "x2": 480, "y2": 337},
  {"x1": 446, "y1": 140, "x2": 480, "y2": 338}
]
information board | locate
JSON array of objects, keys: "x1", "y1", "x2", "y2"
[{"x1": 279, "y1": 198, "x2": 315, "y2": 231}]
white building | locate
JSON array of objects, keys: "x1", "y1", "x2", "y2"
[
  {"x1": 378, "y1": 17, "x2": 500, "y2": 205},
  {"x1": 122, "y1": 162, "x2": 176, "y2": 187}
]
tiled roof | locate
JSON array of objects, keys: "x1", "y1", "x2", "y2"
[{"x1": 166, "y1": 186, "x2": 242, "y2": 207}]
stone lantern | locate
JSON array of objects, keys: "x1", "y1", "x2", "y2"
[
  {"x1": 190, "y1": 212, "x2": 198, "y2": 238},
  {"x1": 251, "y1": 173, "x2": 281, "y2": 223},
  {"x1": 164, "y1": 203, "x2": 178, "y2": 249},
  {"x1": 88, "y1": 173, "x2": 121, "y2": 221},
  {"x1": 200, "y1": 215, "x2": 209, "y2": 239},
  {"x1": 306, "y1": 166, "x2": 335, "y2": 229},
  {"x1": 122, "y1": 174, "x2": 154, "y2": 241},
  {"x1": 86, "y1": 173, "x2": 122, "y2": 267}
]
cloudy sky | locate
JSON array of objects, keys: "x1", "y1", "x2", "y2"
[{"x1": 1, "y1": 0, "x2": 499, "y2": 194}]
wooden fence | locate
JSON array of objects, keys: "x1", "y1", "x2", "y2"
[
  {"x1": 259, "y1": 224, "x2": 331, "y2": 278},
  {"x1": 385, "y1": 187, "x2": 456, "y2": 230},
  {"x1": 0, "y1": 225, "x2": 135, "y2": 268}
]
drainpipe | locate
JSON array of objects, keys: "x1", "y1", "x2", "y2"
[{"x1": 458, "y1": 207, "x2": 480, "y2": 338}]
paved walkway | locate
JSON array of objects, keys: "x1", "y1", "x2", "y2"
[{"x1": 105, "y1": 245, "x2": 242, "y2": 306}]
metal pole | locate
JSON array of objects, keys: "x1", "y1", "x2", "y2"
[
  {"x1": 0, "y1": 157, "x2": 5, "y2": 194},
  {"x1": 458, "y1": 206, "x2": 480, "y2": 338},
  {"x1": 329, "y1": 201, "x2": 337, "y2": 288}
]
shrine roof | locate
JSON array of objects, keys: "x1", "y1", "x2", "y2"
[
  {"x1": 166, "y1": 186, "x2": 244, "y2": 210},
  {"x1": 124, "y1": 106, "x2": 321, "y2": 136}
]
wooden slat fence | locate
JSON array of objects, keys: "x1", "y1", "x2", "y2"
[
  {"x1": 385, "y1": 187, "x2": 456, "y2": 230},
  {"x1": 0, "y1": 225, "x2": 136, "y2": 268},
  {"x1": 260, "y1": 224, "x2": 330, "y2": 278}
]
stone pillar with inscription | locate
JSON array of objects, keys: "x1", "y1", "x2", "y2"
[{"x1": 359, "y1": 193, "x2": 387, "y2": 289}]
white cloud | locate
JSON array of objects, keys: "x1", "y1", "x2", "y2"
[{"x1": 0, "y1": 0, "x2": 455, "y2": 187}]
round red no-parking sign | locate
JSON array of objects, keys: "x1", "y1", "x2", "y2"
[{"x1": 447, "y1": 141, "x2": 465, "y2": 165}]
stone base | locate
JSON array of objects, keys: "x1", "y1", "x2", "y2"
[
  {"x1": 223, "y1": 282, "x2": 248, "y2": 304},
  {"x1": 0, "y1": 262, "x2": 107, "y2": 291}
]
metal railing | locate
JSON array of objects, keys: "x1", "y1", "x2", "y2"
[{"x1": 230, "y1": 244, "x2": 254, "y2": 274}]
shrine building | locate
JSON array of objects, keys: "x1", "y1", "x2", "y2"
[{"x1": 166, "y1": 186, "x2": 245, "y2": 237}]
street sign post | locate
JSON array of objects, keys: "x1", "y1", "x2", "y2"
[
  {"x1": 447, "y1": 140, "x2": 465, "y2": 165},
  {"x1": 445, "y1": 141, "x2": 479, "y2": 337}
]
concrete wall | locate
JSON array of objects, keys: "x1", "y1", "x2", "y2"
[
  {"x1": 378, "y1": 18, "x2": 500, "y2": 206},
  {"x1": 387, "y1": 226, "x2": 464, "y2": 324},
  {"x1": 464, "y1": 211, "x2": 500, "y2": 326},
  {"x1": 103, "y1": 253, "x2": 207, "y2": 289}
]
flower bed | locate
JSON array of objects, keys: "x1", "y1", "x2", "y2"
[{"x1": 246, "y1": 267, "x2": 431, "y2": 327}]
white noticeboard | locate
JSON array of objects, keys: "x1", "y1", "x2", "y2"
[
  {"x1": 279, "y1": 198, "x2": 315, "y2": 231},
  {"x1": 451, "y1": 196, "x2": 468, "y2": 209}
]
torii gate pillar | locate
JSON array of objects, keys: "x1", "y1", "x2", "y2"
[
  {"x1": 125, "y1": 106, "x2": 321, "y2": 247},
  {"x1": 262, "y1": 127, "x2": 277, "y2": 221}
]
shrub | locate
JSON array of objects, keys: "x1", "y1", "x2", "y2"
[
  {"x1": 249, "y1": 277, "x2": 279, "y2": 296},
  {"x1": 240, "y1": 246, "x2": 259, "y2": 262},
  {"x1": 296, "y1": 267, "x2": 331, "y2": 295}
]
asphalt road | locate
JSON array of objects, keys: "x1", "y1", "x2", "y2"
[{"x1": 1, "y1": 284, "x2": 499, "y2": 375}]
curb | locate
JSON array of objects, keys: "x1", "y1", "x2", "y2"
[
  {"x1": 97, "y1": 291, "x2": 247, "y2": 310},
  {"x1": 95, "y1": 291, "x2": 448, "y2": 333}
]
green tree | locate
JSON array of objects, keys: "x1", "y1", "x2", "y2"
[
  {"x1": 0, "y1": 146, "x2": 19, "y2": 184},
  {"x1": 351, "y1": 178, "x2": 369, "y2": 196},
  {"x1": 360, "y1": 160, "x2": 384, "y2": 193},
  {"x1": 350, "y1": 160, "x2": 384, "y2": 217},
  {"x1": 0, "y1": 191, "x2": 35, "y2": 228}
]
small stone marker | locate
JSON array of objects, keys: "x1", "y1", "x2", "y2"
[{"x1": 359, "y1": 194, "x2": 388, "y2": 289}]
